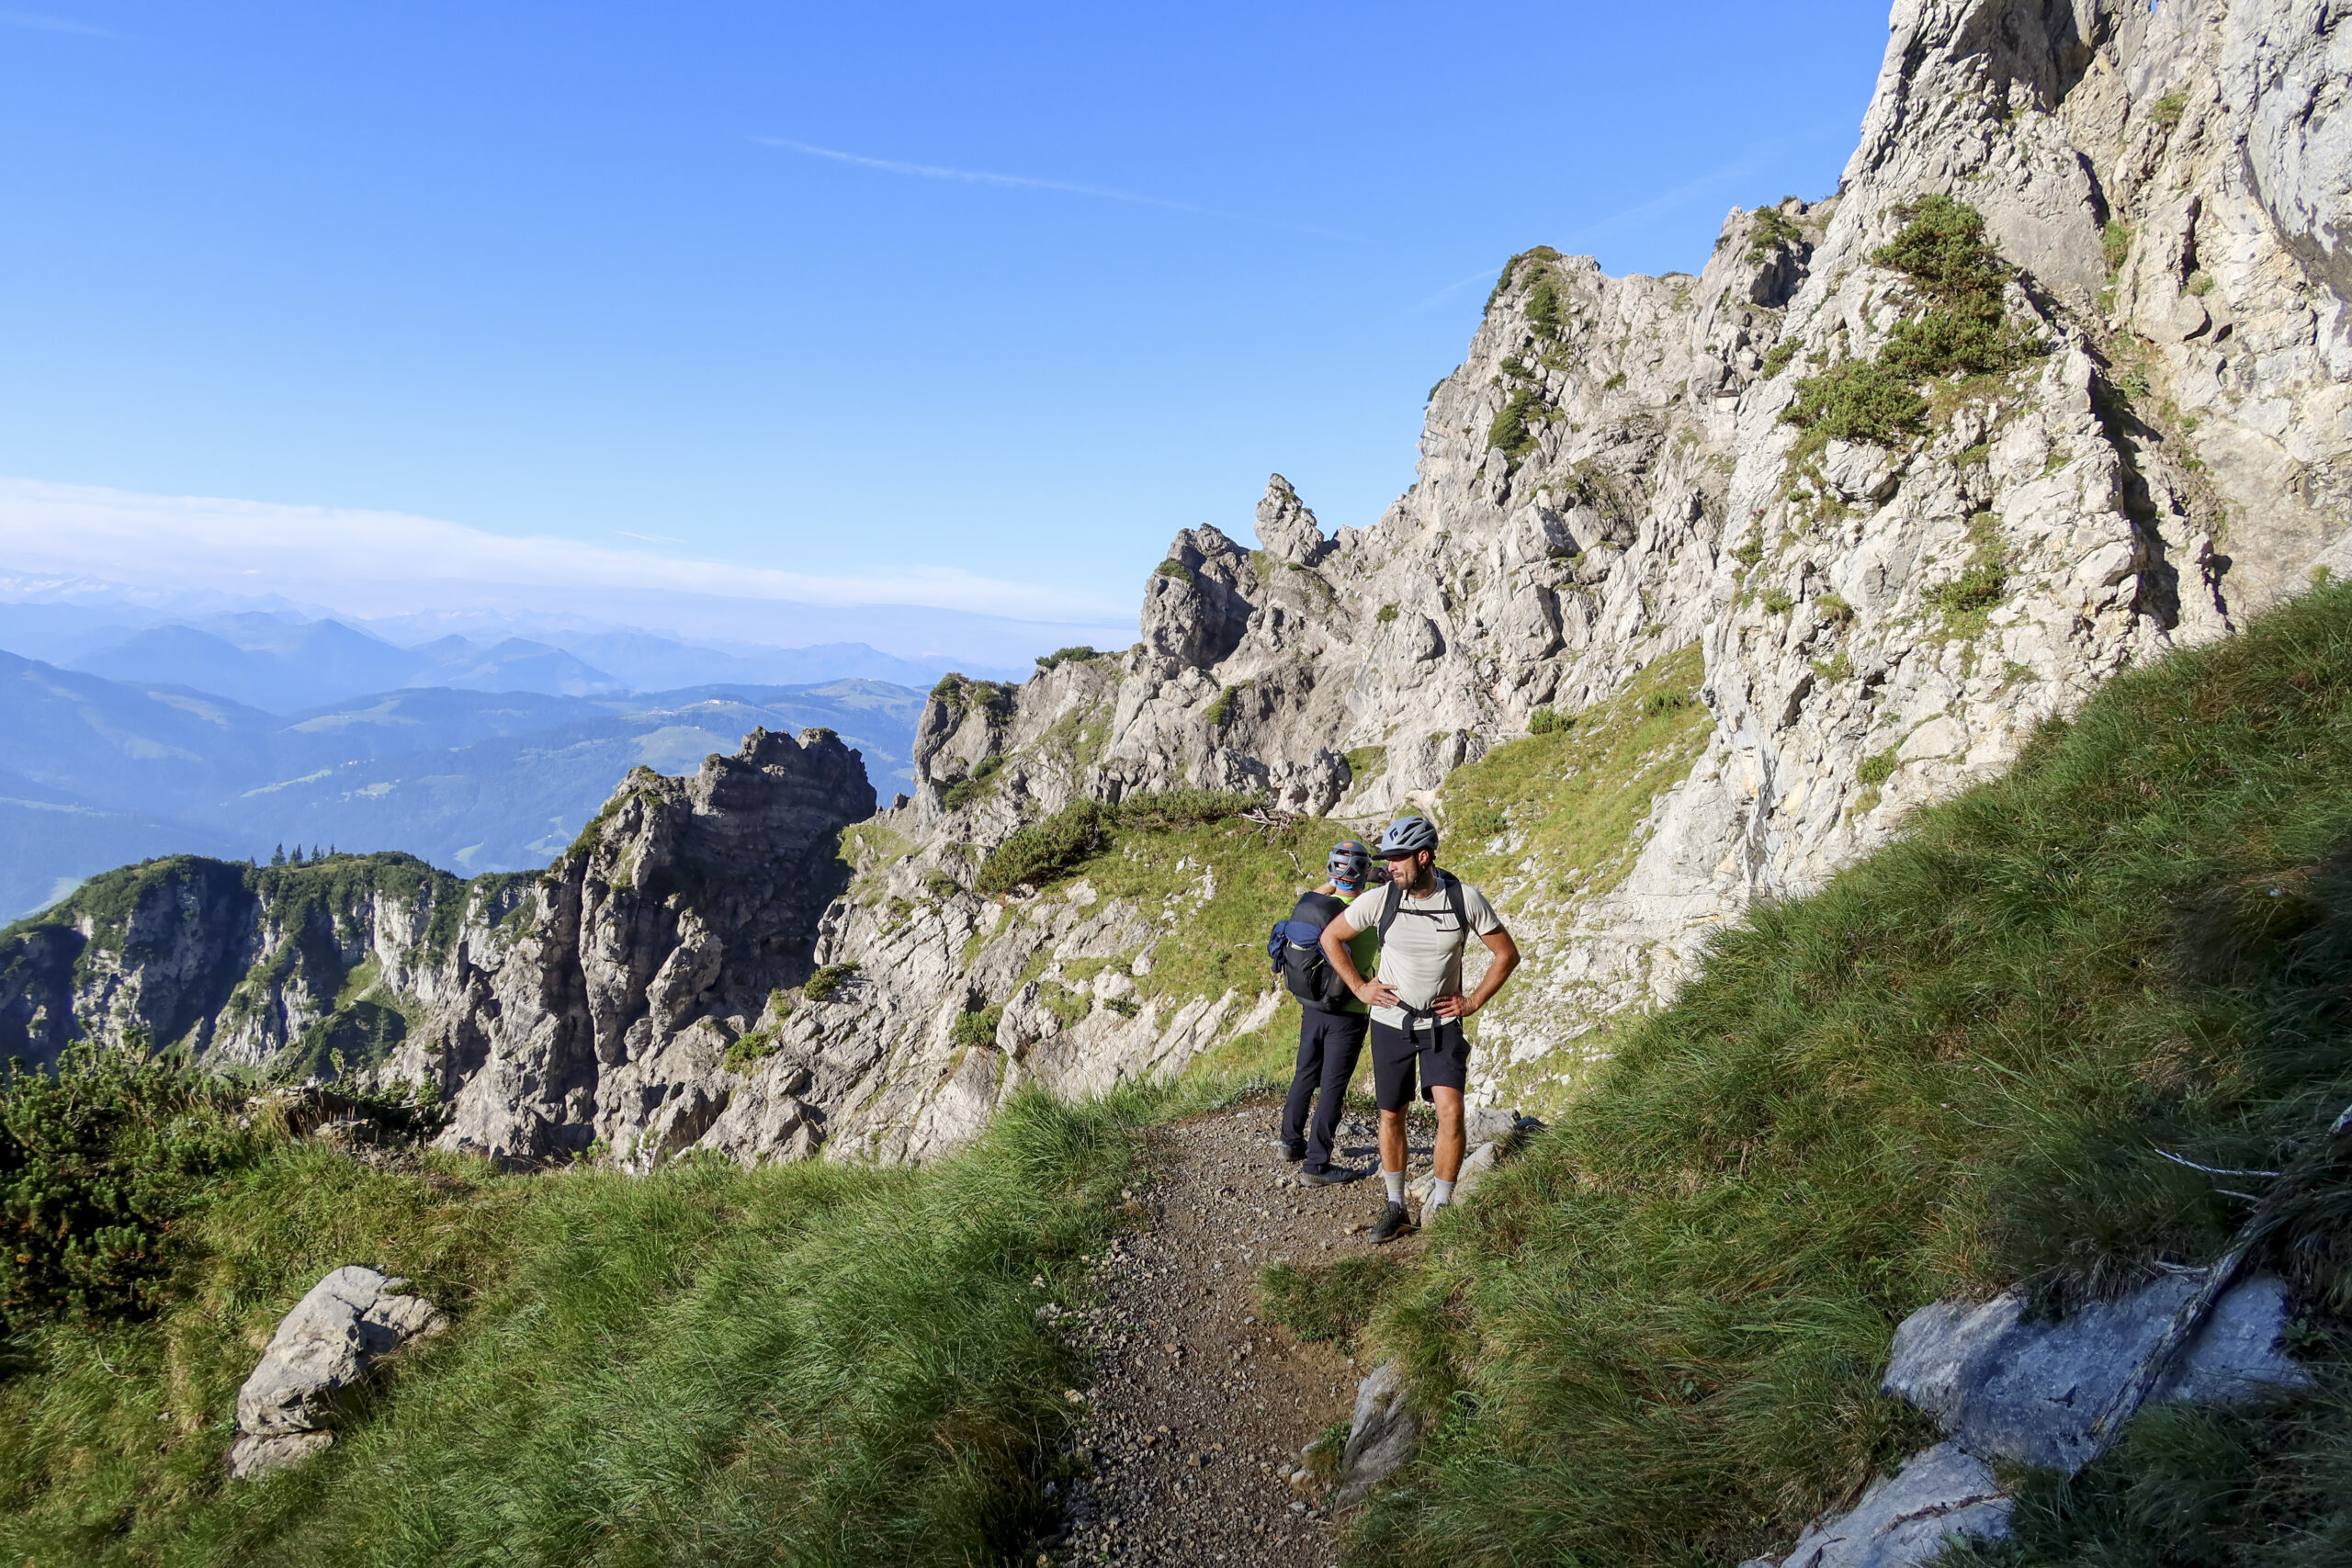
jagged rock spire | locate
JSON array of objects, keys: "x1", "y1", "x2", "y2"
[{"x1": 1254, "y1": 474, "x2": 1327, "y2": 567}]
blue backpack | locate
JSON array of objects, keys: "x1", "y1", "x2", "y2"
[{"x1": 1267, "y1": 890, "x2": 1355, "y2": 1010}]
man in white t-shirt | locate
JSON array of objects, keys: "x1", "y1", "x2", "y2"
[{"x1": 1319, "y1": 815, "x2": 1520, "y2": 1243}]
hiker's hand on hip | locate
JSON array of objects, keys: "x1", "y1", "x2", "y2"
[
  {"x1": 1432, "y1": 992, "x2": 1475, "y2": 1019},
  {"x1": 1358, "y1": 979, "x2": 1400, "y2": 1008}
]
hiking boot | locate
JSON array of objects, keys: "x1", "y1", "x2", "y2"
[
  {"x1": 1299, "y1": 1167, "x2": 1356, "y2": 1186},
  {"x1": 1369, "y1": 1201, "x2": 1416, "y2": 1244},
  {"x1": 1278, "y1": 1138, "x2": 1307, "y2": 1163}
]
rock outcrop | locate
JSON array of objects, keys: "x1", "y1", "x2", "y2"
[
  {"x1": 227, "y1": 1266, "x2": 445, "y2": 1479},
  {"x1": 389, "y1": 727, "x2": 874, "y2": 1163},
  {"x1": 1740, "y1": 1269, "x2": 2308, "y2": 1567}
]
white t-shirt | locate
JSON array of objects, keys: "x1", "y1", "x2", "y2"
[{"x1": 1332, "y1": 874, "x2": 1505, "y2": 1030}]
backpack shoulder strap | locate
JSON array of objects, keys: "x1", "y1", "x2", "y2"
[
  {"x1": 1373, "y1": 878, "x2": 1407, "y2": 942},
  {"x1": 1442, "y1": 871, "x2": 1466, "y2": 934}
]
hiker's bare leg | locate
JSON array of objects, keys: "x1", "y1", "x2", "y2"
[
  {"x1": 1378, "y1": 1106, "x2": 1408, "y2": 1175},
  {"x1": 1431, "y1": 1087, "x2": 1465, "y2": 1182}
]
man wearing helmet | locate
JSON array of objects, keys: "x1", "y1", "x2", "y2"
[
  {"x1": 1276, "y1": 840, "x2": 1379, "y2": 1180},
  {"x1": 1319, "y1": 815, "x2": 1520, "y2": 1243}
]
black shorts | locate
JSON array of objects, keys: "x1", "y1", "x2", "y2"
[{"x1": 1370, "y1": 1018, "x2": 1469, "y2": 1110}]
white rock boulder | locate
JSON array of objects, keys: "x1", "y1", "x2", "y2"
[{"x1": 227, "y1": 1265, "x2": 446, "y2": 1479}]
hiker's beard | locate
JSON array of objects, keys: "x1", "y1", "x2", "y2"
[{"x1": 1392, "y1": 857, "x2": 1435, "y2": 895}]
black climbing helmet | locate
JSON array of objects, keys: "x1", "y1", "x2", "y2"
[
  {"x1": 1375, "y1": 816, "x2": 1439, "y2": 859},
  {"x1": 1327, "y1": 840, "x2": 1372, "y2": 886}
]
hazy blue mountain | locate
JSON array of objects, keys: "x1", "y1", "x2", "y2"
[
  {"x1": 64, "y1": 622, "x2": 629, "y2": 713},
  {"x1": 0, "y1": 653, "x2": 924, "y2": 917},
  {"x1": 219, "y1": 682, "x2": 923, "y2": 874},
  {"x1": 415, "y1": 637, "x2": 624, "y2": 698},
  {"x1": 0, "y1": 599, "x2": 163, "y2": 665},
  {"x1": 275, "y1": 687, "x2": 608, "y2": 755},
  {"x1": 0, "y1": 770, "x2": 241, "y2": 920},
  {"x1": 0, "y1": 649, "x2": 282, "y2": 818},
  {"x1": 67, "y1": 620, "x2": 438, "y2": 712},
  {"x1": 540, "y1": 631, "x2": 957, "y2": 691}
]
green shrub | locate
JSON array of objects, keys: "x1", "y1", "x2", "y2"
[
  {"x1": 1524, "y1": 274, "x2": 1565, "y2": 338},
  {"x1": 1153, "y1": 558, "x2": 1195, "y2": 585},
  {"x1": 1110, "y1": 788, "x2": 1259, "y2": 834},
  {"x1": 2150, "y1": 89, "x2": 2187, "y2": 128},
  {"x1": 941, "y1": 752, "x2": 1005, "y2": 811},
  {"x1": 1487, "y1": 387, "x2": 1554, "y2": 466},
  {"x1": 1527, "y1": 706, "x2": 1570, "y2": 736},
  {"x1": 0, "y1": 1050, "x2": 258, "y2": 1330},
  {"x1": 1759, "y1": 339, "x2": 1802, "y2": 378},
  {"x1": 803, "y1": 964, "x2": 858, "y2": 1003},
  {"x1": 1602, "y1": 370, "x2": 1628, "y2": 391},
  {"x1": 1643, "y1": 688, "x2": 1695, "y2": 717},
  {"x1": 1204, "y1": 682, "x2": 1246, "y2": 727},
  {"x1": 1346, "y1": 744, "x2": 1389, "y2": 784},
  {"x1": 1745, "y1": 205, "x2": 1803, "y2": 263},
  {"x1": 950, "y1": 1006, "x2": 1002, "y2": 1050},
  {"x1": 1761, "y1": 588, "x2": 1795, "y2": 615},
  {"x1": 1783, "y1": 197, "x2": 2042, "y2": 447},
  {"x1": 922, "y1": 871, "x2": 962, "y2": 901},
  {"x1": 1033, "y1": 646, "x2": 1100, "y2": 672},
  {"x1": 1102, "y1": 996, "x2": 1138, "y2": 1019},
  {"x1": 1377, "y1": 603, "x2": 1399, "y2": 624},
  {"x1": 972, "y1": 790, "x2": 1260, "y2": 896},
  {"x1": 1857, "y1": 746, "x2": 1900, "y2": 785},
  {"x1": 1486, "y1": 245, "x2": 1563, "y2": 311},
  {"x1": 1815, "y1": 592, "x2": 1855, "y2": 624},
  {"x1": 977, "y1": 803, "x2": 1114, "y2": 895},
  {"x1": 1928, "y1": 560, "x2": 2009, "y2": 619},
  {"x1": 2101, "y1": 219, "x2": 2132, "y2": 275},
  {"x1": 2187, "y1": 269, "x2": 2215, "y2": 297},
  {"x1": 927, "y1": 674, "x2": 1016, "y2": 728},
  {"x1": 722, "y1": 1030, "x2": 777, "y2": 1073},
  {"x1": 1458, "y1": 807, "x2": 1509, "y2": 840},
  {"x1": 1782, "y1": 356, "x2": 1929, "y2": 444}
]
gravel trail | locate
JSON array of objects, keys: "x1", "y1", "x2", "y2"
[{"x1": 1043, "y1": 1095, "x2": 1430, "y2": 1567}]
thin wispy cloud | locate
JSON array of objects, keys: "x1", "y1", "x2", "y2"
[
  {"x1": 0, "y1": 8, "x2": 111, "y2": 35},
  {"x1": 751, "y1": 136, "x2": 1358, "y2": 242},
  {"x1": 0, "y1": 477, "x2": 1134, "y2": 628},
  {"x1": 1389, "y1": 122, "x2": 1849, "y2": 321}
]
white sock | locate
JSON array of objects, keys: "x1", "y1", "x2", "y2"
[
  {"x1": 1427, "y1": 1178, "x2": 1456, "y2": 1215},
  {"x1": 1383, "y1": 1169, "x2": 1406, "y2": 1203}
]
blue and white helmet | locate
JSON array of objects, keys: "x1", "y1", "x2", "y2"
[{"x1": 1375, "y1": 816, "x2": 1439, "y2": 859}]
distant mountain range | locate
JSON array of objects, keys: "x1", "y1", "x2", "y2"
[
  {"x1": 0, "y1": 600, "x2": 996, "y2": 713},
  {"x1": 0, "y1": 648, "x2": 928, "y2": 918}
]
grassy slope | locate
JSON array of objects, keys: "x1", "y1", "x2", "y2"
[
  {"x1": 1439, "y1": 643, "x2": 1715, "y2": 1111},
  {"x1": 1, "y1": 1091, "x2": 1146, "y2": 1568},
  {"x1": 1343, "y1": 585, "x2": 2352, "y2": 1565}
]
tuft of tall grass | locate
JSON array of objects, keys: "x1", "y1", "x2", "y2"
[
  {"x1": 1, "y1": 1090, "x2": 1148, "y2": 1568},
  {"x1": 1355, "y1": 584, "x2": 2352, "y2": 1565}
]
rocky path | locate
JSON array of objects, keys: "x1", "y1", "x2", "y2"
[{"x1": 1042, "y1": 1096, "x2": 1430, "y2": 1567}]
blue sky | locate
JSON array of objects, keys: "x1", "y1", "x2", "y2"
[{"x1": 0, "y1": 0, "x2": 1891, "y2": 634}]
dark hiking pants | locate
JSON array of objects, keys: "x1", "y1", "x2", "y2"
[{"x1": 1281, "y1": 1007, "x2": 1369, "y2": 1173}]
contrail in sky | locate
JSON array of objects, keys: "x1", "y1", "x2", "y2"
[
  {"x1": 0, "y1": 9, "x2": 112, "y2": 34},
  {"x1": 750, "y1": 137, "x2": 1359, "y2": 241}
]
